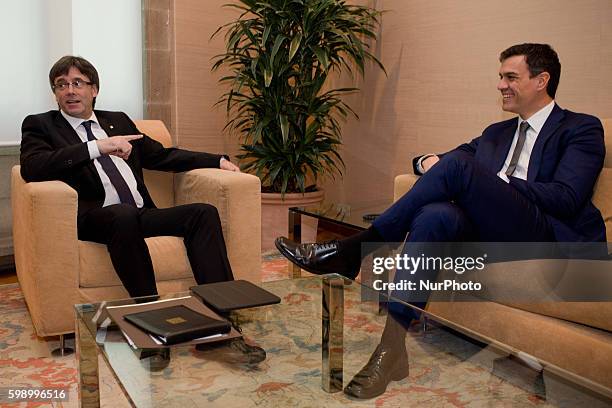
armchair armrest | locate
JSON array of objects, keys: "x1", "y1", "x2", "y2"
[
  {"x1": 174, "y1": 169, "x2": 261, "y2": 282},
  {"x1": 11, "y1": 166, "x2": 81, "y2": 336},
  {"x1": 394, "y1": 174, "x2": 419, "y2": 202}
]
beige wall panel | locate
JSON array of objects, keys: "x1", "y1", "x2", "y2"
[
  {"x1": 323, "y1": 0, "x2": 612, "y2": 204},
  {"x1": 174, "y1": 0, "x2": 241, "y2": 158},
  {"x1": 144, "y1": 0, "x2": 176, "y2": 137}
]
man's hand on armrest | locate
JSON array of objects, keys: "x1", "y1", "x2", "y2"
[
  {"x1": 421, "y1": 155, "x2": 440, "y2": 172},
  {"x1": 220, "y1": 157, "x2": 241, "y2": 172},
  {"x1": 412, "y1": 154, "x2": 440, "y2": 175}
]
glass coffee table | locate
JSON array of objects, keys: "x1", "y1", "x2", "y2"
[{"x1": 75, "y1": 276, "x2": 611, "y2": 407}]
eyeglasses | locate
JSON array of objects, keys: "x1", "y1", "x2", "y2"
[{"x1": 53, "y1": 79, "x2": 93, "y2": 91}]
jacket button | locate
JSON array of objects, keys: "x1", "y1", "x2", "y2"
[{"x1": 66, "y1": 159, "x2": 73, "y2": 165}]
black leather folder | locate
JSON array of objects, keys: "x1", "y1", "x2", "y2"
[
  {"x1": 123, "y1": 304, "x2": 231, "y2": 345},
  {"x1": 190, "y1": 280, "x2": 281, "y2": 313}
]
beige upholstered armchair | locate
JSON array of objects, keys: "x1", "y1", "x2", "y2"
[
  {"x1": 392, "y1": 119, "x2": 612, "y2": 388},
  {"x1": 11, "y1": 120, "x2": 261, "y2": 338}
]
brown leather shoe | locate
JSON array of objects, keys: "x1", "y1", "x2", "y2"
[
  {"x1": 275, "y1": 236, "x2": 359, "y2": 279},
  {"x1": 228, "y1": 337, "x2": 266, "y2": 364},
  {"x1": 195, "y1": 338, "x2": 266, "y2": 365},
  {"x1": 139, "y1": 348, "x2": 171, "y2": 371},
  {"x1": 343, "y1": 343, "x2": 409, "y2": 399}
]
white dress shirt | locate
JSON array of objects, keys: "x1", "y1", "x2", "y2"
[
  {"x1": 61, "y1": 110, "x2": 145, "y2": 208},
  {"x1": 497, "y1": 100, "x2": 555, "y2": 182},
  {"x1": 416, "y1": 100, "x2": 556, "y2": 183}
]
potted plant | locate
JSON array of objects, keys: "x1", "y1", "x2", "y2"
[{"x1": 213, "y1": 0, "x2": 385, "y2": 248}]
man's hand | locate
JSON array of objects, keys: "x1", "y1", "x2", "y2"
[
  {"x1": 421, "y1": 155, "x2": 440, "y2": 172},
  {"x1": 96, "y1": 135, "x2": 143, "y2": 160},
  {"x1": 220, "y1": 158, "x2": 241, "y2": 172}
]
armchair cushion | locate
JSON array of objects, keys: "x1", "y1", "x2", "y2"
[
  {"x1": 79, "y1": 237, "x2": 192, "y2": 288},
  {"x1": 603, "y1": 119, "x2": 611, "y2": 168},
  {"x1": 593, "y1": 168, "x2": 612, "y2": 239}
]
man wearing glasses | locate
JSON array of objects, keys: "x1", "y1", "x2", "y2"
[{"x1": 20, "y1": 55, "x2": 240, "y2": 298}]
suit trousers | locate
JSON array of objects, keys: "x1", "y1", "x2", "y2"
[
  {"x1": 373, "y1": 152, "x2": 555, "y2": 242},
  {"x1": 373, "y1": 152, "x2": 555, "y2": 322},
  {"x1": 78, "y1": 203, "x2": 234, "y2": 297}
]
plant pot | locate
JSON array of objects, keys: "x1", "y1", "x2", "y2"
[{"x1": 261, "y1": 189, "x2": 325, "y2": 251}]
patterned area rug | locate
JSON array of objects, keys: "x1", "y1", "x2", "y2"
[{"x1": 0, "y1": 254, "x2": 576, "y2": 407}]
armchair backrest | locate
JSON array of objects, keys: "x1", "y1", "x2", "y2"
[
  {"x1": 134, "y1": 120, "x2": 174, "y2": 208},
  {"x1": 593, "y1": 119, "x2": 611, "y2": 239},
  {"x1": 602, "y1": 119, "x2": 611, "y2": 169},
  {"x1": 134, "y1": 119, "x2": 173, "y2": 148}
]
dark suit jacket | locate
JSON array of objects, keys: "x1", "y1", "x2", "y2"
[
  {"x1": 413, "y1": 104, "x2": 606, "y2": 242},
  {"x1": 20, "y1": 110, "x2": 225, "y2": 216}
]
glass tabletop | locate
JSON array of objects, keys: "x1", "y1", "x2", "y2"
[
  {"x1": 289, "y1": 199, "x2": 392, "y2": 231},
  {"x1": 75, "y1": 276, "x2": 612, "y2": 407}
]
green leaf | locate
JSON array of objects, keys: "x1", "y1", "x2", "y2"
[
  {"x1": 289, "y1": 32, "x2": 302, "y2": 62},
  {"x1": 279, "y1": 114, "x2": 289, "y2": 144},
  {"x1": 311, "y1": 46, "x2": 329, "y2": 70},
  {"x1": 262, "y1": 25, "x2": 271, "y2": 48},
  {"x1": 264, "y1": 68, "x2": 273, "y2": 87},
  {"x1": 270, "y1": 35, "x2": 286, "y2": 67}
]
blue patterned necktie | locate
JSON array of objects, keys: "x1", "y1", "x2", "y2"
[
  {"x1": 506, "y1": 121, "x2": 530, "y2": 176},
  {"x1": 81, "y1": 120, "x2": 137, "y2": 206}
]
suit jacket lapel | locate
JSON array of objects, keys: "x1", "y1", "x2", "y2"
[
  {"x1": 527, "y1": 104, "x2": 565, "y2": 181},
  {"x1": 492, "y1": 121, "x2": 517, "y2": 173},
  {"x1": 53, "y1": 112, "x2": 83, "y2": 145},
  {"x1": 96, "y1": 112, "x2": 118, "y2": 136},
  {"x1": 53, "y1": 111, "x2": 101, "y2": 182}
]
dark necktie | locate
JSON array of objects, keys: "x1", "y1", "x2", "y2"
[
  {"x1": 505, "y1": 121, "x2": 530, "y2": 176},
  {"x1": 81, "y1": 121, "x2": 137, "y2": 206}
]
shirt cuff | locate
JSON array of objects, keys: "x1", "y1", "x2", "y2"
[
  {"x1": 87, "y1": 140, "x2": 101, "y2": 159},
  {"x1": 416, "y1": 154, "x2": 435, "y2": 174},
  {"x1": 219, "y1": 155, "x2": 230, "y2": 167},
  {"x1": 498, "y1": 172, "x2": 510, "y2": 183}
]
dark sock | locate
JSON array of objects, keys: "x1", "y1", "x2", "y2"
[
  {"x1": 380, "y1": 311, "x2": 409, "y2": 353},
  {"x1": 339, "y1": 226, "x2": 385, "y2": 262}
]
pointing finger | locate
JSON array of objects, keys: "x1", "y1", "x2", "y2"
[{"x1": 123, "y1": 134, "x2": 143, "y2": 141}]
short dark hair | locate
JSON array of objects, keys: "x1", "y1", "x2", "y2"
[
  {"x1": 49, "y1": 56, "x2": 99, "y2": 106},
  {"x1": 499, "y1": 43, "x2": 561, "y2": 99}
]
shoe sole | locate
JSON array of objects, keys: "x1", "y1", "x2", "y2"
[
  {"x1": 344, "y1": 363, "x2": 409, "y2": 399},
  {"x1": 392, "y1": 364, "x2": 410, "y2": 381}
]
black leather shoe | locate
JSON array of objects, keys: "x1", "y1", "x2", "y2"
[
  {"x1": 343, "y1": 343, "x2": 409, "y2": 399},
  {"x1": 275, "y1": 237, "x2": 359, "y2": 279}
]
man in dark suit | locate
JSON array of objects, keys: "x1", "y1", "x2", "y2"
[
  {"x1": 276, "y1": 44, "x2": 606, "y2": 398},
  {"x1": 20, "y1": 55, "x2": 241, "y2": 298}
]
